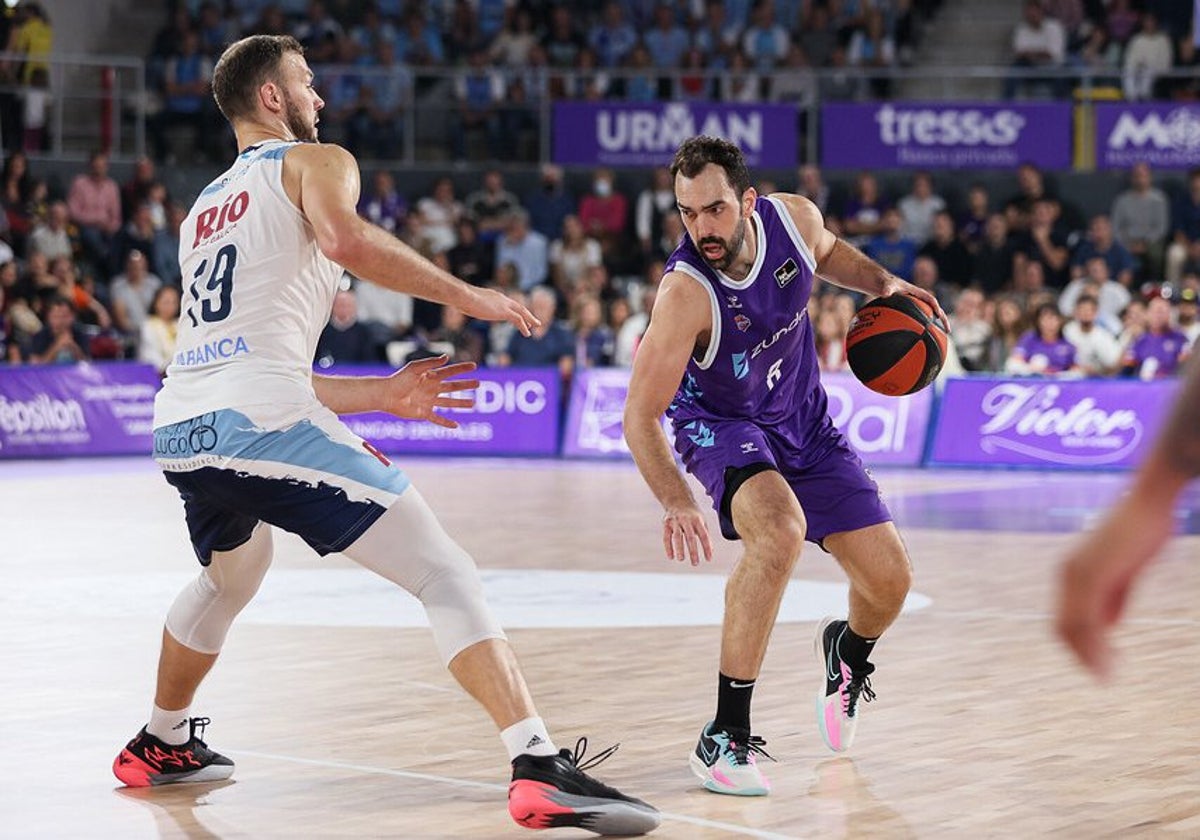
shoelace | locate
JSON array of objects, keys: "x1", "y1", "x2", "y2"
[
  {"x1": 564, "y1": 737, "x2": 620, "y2": 773},
  {"x1": 845, "y1": 674, "x2": 876, "y2": 717},
  {"x1": 728, "y1": 734, "x2": 776, "y2": 766},
  {"x1": 189, "y1": 716, "x2": 212, "y2": 746}
]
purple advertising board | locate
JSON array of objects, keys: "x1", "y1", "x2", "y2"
[
  {"x1": 562, "y1": 368, "x2": 931, "y2": 466},
  {"x1": 929, "y1": 377, "x2": 1179, "y2": 469},
  {"x1": 821, "y1": 102, "x2": 1073, "y2": 170},
  {"x1": 820, "y1": 372, "x2": 932, "y2": 466},
  {"x1": 562, "y1": 368, "x2": 639, "y2": 459},
  {"x1": 0, "y1": 363, "x2": 160, "y2": 458},
  {"x1": 1095, "y1": 103, "x2": 1200, "y2": 169},
  {"x1": 553, "y1": 101, "x2": 798, "y2": 168},
  {"x1": 331, "y1": 365, "x2": 560, "y2": 457}
]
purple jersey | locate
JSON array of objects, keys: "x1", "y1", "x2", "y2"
[
  {"x1": 665, "y1": 195, "x2": 836, "y2": 453},
  {"x1": 1126, "y1": 329, "x2": 1188, "y2": 378},
  {"x1": 1013, "y1": 332, "x2": 1077, "y2": 373},
  {"x1": 661, "y1": 195, "x2": 890, "y2": 544}
]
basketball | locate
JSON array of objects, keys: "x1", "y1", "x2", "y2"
[{"x1": 845, "y1": 294, "x2": 948, "y2": 396}]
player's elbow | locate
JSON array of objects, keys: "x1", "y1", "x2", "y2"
[{"x1": 317, "y1": 223, "x2": 364, "y2": 267}]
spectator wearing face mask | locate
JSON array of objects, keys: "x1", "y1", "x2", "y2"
[{"x1": 578, "y1": 167, "x2": 628, "y2": 264}]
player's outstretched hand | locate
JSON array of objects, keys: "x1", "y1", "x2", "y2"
[
  {"x1": 383, "y1": 355, "x2": 479, "y2": 428},
  {"x1": 463, "y1": 287, "x2": 541, "y2": 336},
  {"x1": 663, "y1": 505, "x2": 714, "y2": 567},
  {"x1": 1055, "y1": 493, "x2": 1174, "y2": 681}
]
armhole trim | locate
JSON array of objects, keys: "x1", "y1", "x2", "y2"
[
  {"x1": 673, "y1": 262, "x2": 723, "y2": 370},
  {"x1": 765, "y1": 195, "x2": 818, "y2": 274}
]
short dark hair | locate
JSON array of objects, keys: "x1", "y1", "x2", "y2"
[
  {"x1": 1076, "y1": 294, "x2": 1099, "y2": 308},
  {"x1": 212, "y1": 35, "x2": 304, "y2": 123},
  {"x1": 670, "y1": 136, "x2": 752, "y2": 197}
]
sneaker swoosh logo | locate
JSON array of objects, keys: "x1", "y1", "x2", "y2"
[
  {"x1": 700, "y1": 739, "x2": 720, "y2": 765},
  {"x1": 826, "y1": 639, "x2": 841, "y2": 683}
]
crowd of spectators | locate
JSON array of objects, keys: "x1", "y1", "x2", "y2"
[
  {"x1": 148, "y1": 0, "x2": 943, "y2": 162},
  {"x1": 313, "y1": 157, "x2": 1198, "y2": 387},
  {"x1": 1, "y1": 150, "x2": 1196, "y2": 389},
  {"x1": 0, "y1": 151, "x2": 186, "y2": 369},
  {"x1": 826, "y1": 160, "x2": 1196, "y2": 380},
  {"x1": 1007, "y1": 0, "x2": 1199, "y2": 101}
]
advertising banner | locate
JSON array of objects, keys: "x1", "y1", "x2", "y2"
[
  {"x1": 1095, "y1": 103, "x2": 1200, "y2": 169},
  {"x1": 928, "y1": 377, "x2": 1179, "y2": 469},
  {"x1": 820, "y1": 102, "x2": 1073, "y2": 169},
  {"x1": 0, "y1": 363, "x2": 160, "y2": 458},
  {"x1": 821, "y1": 372, "x2": 933, "y2": 466},
  {"x1": 553, "y1": 101, "x2": 798, "y2": 168},
  {"x1": 562, "y1": 368, "x2": 931, "y2": 466},
  {"x1": 562, "y1": 368, "x2": 638, "y2": 458},
  {"x1": 333, "y1": 365, "x2": 560, "y2": 457}
]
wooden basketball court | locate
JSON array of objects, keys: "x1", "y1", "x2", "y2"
[{"x1": 3, "y1": 456, "x2": 1197, "y2": 838}]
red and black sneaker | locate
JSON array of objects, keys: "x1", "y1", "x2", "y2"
[
  {"x1": 509, "y1": 738, "x2": 660, "y2": 836},
  {"x1": 113, "y1": 717, "x2": 235, "y2": 787}
]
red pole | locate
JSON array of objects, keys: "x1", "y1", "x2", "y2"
[{"x1": 100, "y1": 65, "x2": 113, "y2": 154}]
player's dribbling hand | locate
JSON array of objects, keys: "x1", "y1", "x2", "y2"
[
  {"x1": 464, "y1": 287, "x2": 541, "y2": 336},
  {"x1": 663, "y1": 505, "x2": 713, "y2": 567},
  {"x1": 384, "y1": 354, "x2": 480, "y2": 428},
  {"x1": 882, "y1": 276, "x2": 950, "y2": 332}
]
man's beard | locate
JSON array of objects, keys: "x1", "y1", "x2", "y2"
[
  {"x1": 283, "y1": 91, "x2": 317, "y2": 142},
  {"x1": 697, "y1": 217, "x2": 746, "y2": 272}
]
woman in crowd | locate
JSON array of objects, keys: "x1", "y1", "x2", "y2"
[
  {"x1": 138, "y1": 284, "x2": 180, "y2": 375},
  {"x1": 986, "y1": 294, "x2": 1027, "y2": 371},
  {"x1": 571, "y1": 293, "x2": 614, "y2": 368},
  {"x1": 1006, "y1": 302, "x2": 1079, "y2": 375}
]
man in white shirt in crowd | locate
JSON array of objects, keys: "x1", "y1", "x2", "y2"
[
  {"x1": 1064, "y1": 293, "x2": 1122, "y2": 377},
  {"x1": 1005, "y1": 0, "x2": 1066, "y2": 99}
]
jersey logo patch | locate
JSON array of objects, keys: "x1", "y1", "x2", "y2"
[
  {"x1": 194, "y1": 190, "x2": 250, "y2": 247},
  {"x1": 725, "y1": 294, "x2": 743, "y2": 309},
  {"x1": 734, "y1": 313, "x2": 752, "y2": 332},
  {"x1": 774, "y1": 257, "x2": 798, "y2": 288},
  {"x1": 732, "y1": 351, "x2": 750, "y2": 380}
]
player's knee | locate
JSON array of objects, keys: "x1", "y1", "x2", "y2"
[
  {"x1": 776, "y1": 512, "x2": 808, "y2": 557},
  {"x1": 344, "y1": 491, "x2": 505, "y2": 664},
  {"x1": 875, "y1": 551, "x2": 912, "y2": 608},
  {"x1": 206, "y1": 527, "x2": 273, "y2": 607},
  {"x1": 746, "y1": 513, "x2": 806, "y2": 572}
]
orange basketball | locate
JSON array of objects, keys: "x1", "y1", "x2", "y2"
[{"x1": 845, "y1": 294, "x2": 948, "y2": 396}]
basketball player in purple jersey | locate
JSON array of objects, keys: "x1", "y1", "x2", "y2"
[{"x1": 624, "y1": 137, "x2": 947, "y2": 796}]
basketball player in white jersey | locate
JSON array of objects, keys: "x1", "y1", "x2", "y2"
[{"x1": 111, "y1": 35, "x2": 658, "y2": 836}]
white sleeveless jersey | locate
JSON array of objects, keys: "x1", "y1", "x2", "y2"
[{"x1": 154, "y1": 140, "x2": 343, "y2": 430}]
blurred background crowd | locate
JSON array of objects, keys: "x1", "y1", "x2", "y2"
[{"x1": 0, "y1": 0, "x2": 1198, "y2": 390}]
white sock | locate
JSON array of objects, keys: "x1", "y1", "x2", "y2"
[
  {"x1": 501, "y1": 717, "x2": 557, "y2": 760},
  {"x1": 147, "y1": 704, "x2": 191, "y2": 746}
]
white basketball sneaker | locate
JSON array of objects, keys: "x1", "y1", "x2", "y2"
[
  {"x1": 688, "y1": 721, "x2": 772, "y2": 796},
  {"x1": 815, "y1": 617, "x2": 876, "y2": 753}
]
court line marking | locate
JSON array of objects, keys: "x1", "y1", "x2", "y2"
[{"x1": 228, "y1": 748, "x2": 801, "y2": 840}]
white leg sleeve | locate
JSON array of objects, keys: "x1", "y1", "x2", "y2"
[
  {"x1": 341, "y1": 488, "x2": 505, "y2": 665},
  {"x1": 164, "y1": 524, "x2": 274, "y2": 655}
]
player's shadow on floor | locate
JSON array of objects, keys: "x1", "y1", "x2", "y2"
[{"x1": 115, "y1": 779, "x2": 237, "y2": 838}]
